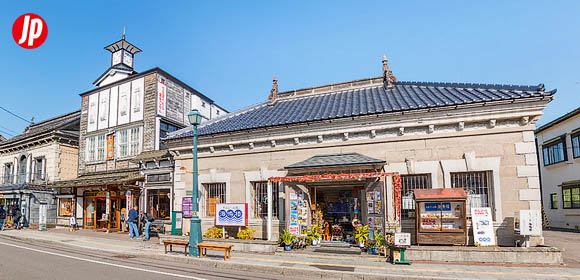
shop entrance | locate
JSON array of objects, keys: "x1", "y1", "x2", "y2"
[{"x1": 313, "y1": 185, "x2": 362, "y2": 243}]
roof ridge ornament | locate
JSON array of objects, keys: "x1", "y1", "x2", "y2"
[
  {"x1": 382, "y1": 55, "x2": 397, "y2": 88},
  {"x1": 268, "y1": 75, "x2": 279, "y2": 104}
]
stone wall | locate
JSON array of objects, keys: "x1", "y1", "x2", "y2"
[{"x1": 173, "y1": 125, "x2": 541, "y2": 245}]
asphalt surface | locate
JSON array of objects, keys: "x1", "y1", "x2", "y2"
[
  {"x1": 544, "y1": 229, "x2": 580, "y2": 268},
  {"x1": 0, "y1": 235, "x2": 278, "y2": 280}
]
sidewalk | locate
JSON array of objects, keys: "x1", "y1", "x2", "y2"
[{"x1": 2, "y1": 228, "x2": 580, "y2": 280}]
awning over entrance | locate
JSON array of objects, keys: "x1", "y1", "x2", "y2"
[
  {"x1": 51, "y1": 170, "x2": 144, "y2": 188},
  {"x1": 285, "y1": 153, "x2": 386, "y2": 170},
  {"x1": 560, "y1": 179, "x2": 580, "y2": 188}
]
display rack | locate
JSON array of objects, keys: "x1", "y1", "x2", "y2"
[{"x1": 414, "y1": 188, "x2": 467, "y2": 245}]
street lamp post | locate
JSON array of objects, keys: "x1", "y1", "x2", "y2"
[{"x1": 188, "y1": 109, "x2": 203, "y2": 257}]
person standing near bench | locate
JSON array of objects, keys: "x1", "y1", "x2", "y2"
[
  {"x1": 0, "y1": 205, "x2": 5, "y2": 231},
  {"x1": 141, "y1": 209, "x2": 154, "y2": 241},
  {"x1": 128, "y1": 206, "x2": 139, "y2": 239}
]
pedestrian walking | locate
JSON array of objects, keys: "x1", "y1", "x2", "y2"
[
  {"x1": 141, "y1": 209, "x2": 154, "y2": 241},
  {"x1": 128, "y1": 206, "x2": 139, "y2": 239},
  {"x1": 0, "y1": 205, "x2": 6, "y2": 231},
  {"x1": 13, "y1": 206, "x2": 22, "y2": 229}
]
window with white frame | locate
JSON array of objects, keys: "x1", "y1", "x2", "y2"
[
  {"x1": 253, "y1": 181, "x2": 278, "y2": 218},
  {"x1": 130, "y1": 127, "x2": 142, "y2": 156},
  {"x1": 117, "y1": 129, "x2": 129, "y2": 158},
  {"x1": 97, "y1": 135, "x2": 106, "y2": 161},
  {"x1": 86, "y1": 137, "x2": 96, "y2": 162},
  {"x1": 451, "y1": 171, "x2": 493, "y2": 217}
]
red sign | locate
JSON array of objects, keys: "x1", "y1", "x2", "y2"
[
  {"x1": 12, "y1": 13, "x2": 47, "y2": 49},
  {"x1": 157, "y1": 81, "x2": 167, "y2": 117}
]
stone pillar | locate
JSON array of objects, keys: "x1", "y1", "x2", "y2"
[{"x1": 267, "y1": 180, "x2": 273, "y2": 241}]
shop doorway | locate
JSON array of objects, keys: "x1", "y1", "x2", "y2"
[{"x1": 313, "y1": 185, "x2": 362, "y2": 243}]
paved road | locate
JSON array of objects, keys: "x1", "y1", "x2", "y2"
[
  {"x1": 0, "y1": 235, "x2": 277, "y2": 280},
  {"x1": 544, "y1": 229, "x2": 580, "y2": 268}
]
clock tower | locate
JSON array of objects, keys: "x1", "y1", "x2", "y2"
[{"x1": 93, "y1": 29, "x2": 142, "y2": 87}]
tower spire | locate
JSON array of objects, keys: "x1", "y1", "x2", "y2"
[{"x1": 123, "y1": 25, "x2": 126, "y2": 40}]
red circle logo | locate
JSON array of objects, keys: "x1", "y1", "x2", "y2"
[{"x1": 12, "y1": 13, "x2": 48, "y2": 49}]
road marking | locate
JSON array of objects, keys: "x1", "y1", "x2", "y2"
[
  {"x1": 235, "y1": 256, "x2": 580, "y2": 278},
  {"x1": 0, "y1": 241, "x2": 206, "y2": 280}
]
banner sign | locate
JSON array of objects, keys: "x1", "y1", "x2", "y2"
[
  {"x1": 182, "y1": 197, "x2": 193, "y2": 218},
  {"x1": 215, "y1": 203, "x2": 248, "y2": 227},
  {"x1": 106, "y1": 134, "x2": 115, "y2": 159},
  {"x1": 471, "y1": 207, "x2": 496, "y2": 246},
  {"x1": 157, "y1": 81, "x2": 167, "y2": 117},
  {"x1": 520, "y1": 210, "x2": 542, "y2": 236}
]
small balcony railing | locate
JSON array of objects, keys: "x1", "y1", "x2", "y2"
[{"x1": 0, "y1": 173, "x2": 48, "y2": 186}]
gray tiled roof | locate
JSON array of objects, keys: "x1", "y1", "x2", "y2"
[
  {"x1": 167, "y1": 80, "x2": 554, "y2": 139},
  {"x1": 0, "y1": 110, "x2": 80, "y2": 146},
  {"x1": 285, "y1": 153, "x2": 385, "y2": 169}
]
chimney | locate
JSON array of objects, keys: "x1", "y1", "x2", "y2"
[
  {"x1": 268, "y1": 75, "x2": 279, "y2": 103},
  {"x1": 382, "y1": 55, "x2": 397, "y2": 88}
]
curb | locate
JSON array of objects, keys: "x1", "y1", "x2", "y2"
[{"x1": 0, "y1": 232, "x2": 452, "y2": 280}]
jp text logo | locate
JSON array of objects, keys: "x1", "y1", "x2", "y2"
[{"x1": 12, "y1": 13, "x2": 47, "y2": 49}]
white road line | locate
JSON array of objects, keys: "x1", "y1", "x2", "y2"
[{"x1": 0, "y1": 241, "x2": 207, "y2": 280}]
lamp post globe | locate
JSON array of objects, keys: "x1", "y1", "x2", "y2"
[
  {"x1": 188, "y1": 109, "x2": 203, "y2": 126},
  {"x1": 188, "y1": 109, "x2": 203, "y2": 257}
]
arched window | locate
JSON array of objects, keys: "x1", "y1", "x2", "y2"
[{"x1": 18, "y1": 155, "x2": 27, "y2": 184}]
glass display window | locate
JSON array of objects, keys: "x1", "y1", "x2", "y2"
[
  {"x1": 418, "y1": 201, "x2": 465, "y2": 232},
  {"x1": 59, "y1": 198, "x2": 74, "y2": 217}
]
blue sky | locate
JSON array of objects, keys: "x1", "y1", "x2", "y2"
[{"x1": 1, "y1": 1, "x2": 578, "y2": 137}]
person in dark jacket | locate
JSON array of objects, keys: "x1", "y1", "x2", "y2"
[
  {"x1": 13, "y1": 206, "x2": 22, "y2": 229},
  {"x1": 0, "y1": 205, "x2": 6, "y2": 231},
  {"x1": 128, "y1": 206, "x2": 139, "y2": 239},
  {"x1": 140, "y1": 209, "x2": 154, "y2": 241}
]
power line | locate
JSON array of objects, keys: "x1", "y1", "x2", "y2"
[
  {"x1": 0, "y1": 128, "x2": 16, "y2": 138},
  {"x1": 0, "y1": 106, "x2": 31, "y2": 124},
  {"x1": 0, "y1": 124, "x2": 18, "y2": 135}
]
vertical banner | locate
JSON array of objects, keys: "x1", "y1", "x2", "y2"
[
  {"x1": 471, "y1": 207, "x2": 496, "y2": 246},
  {"x1": 130, "y1": 77, "x2": 144, "y2": 122},
  {"x1": 157, "y1": 80, "x2": 167, "y2": 117},
  {"x1": 106, "y1": 134, "x2": 115, "y2": 160},
  {"x1": 106, "y1": 192, "x2": 110, "y2": 218}
]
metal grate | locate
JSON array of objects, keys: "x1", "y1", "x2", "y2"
[
  {"x1": 253, "y1": 181, "x2": 278, "y2": 218},
  {"x1": 204, "y1": 183, "x2": 226, "y2": 217},
  {"x1": 401, "y1": 174, "x2": 432, "y2": 219},
  {"x1": 451, "y1": 171, "x2": 493, "y2": 216}
]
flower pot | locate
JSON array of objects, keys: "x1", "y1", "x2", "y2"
[
  {"x1": 284, "y1": 245, "x2": 292, "y2": 251},
  {"x1": 359, "y1": 241, "x2": 365, "y2": 248},
  {"x1": 371, "y1": 247, "x2": 379, "y2": 255},
  {"x1": 312, "y1": 239, "x2": 318, "y2": 246}
]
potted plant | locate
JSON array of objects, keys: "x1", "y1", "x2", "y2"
[
  {"x1": 365, "y1": 240, "x2": 378, "y2": 254},
  {"x1": 280, "y1": 229, "x2": 294, "y2": 251},
  {"x1": 374, "y1": 230, "x2": 386, "y2": 255},
  {"x1": 311, "y1": 224, "x2": 322, "y2": 244},
  {"x1": 237, "y1": 227, "x2": 256, "y2": 240},
  {"x1": 355, "y1": 225, "x2": 369, "y2": 249}
]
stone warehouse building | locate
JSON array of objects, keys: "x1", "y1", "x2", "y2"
[
  {"x1": 165, "y1": 57, "x2": 554, "y2": 246},
  {"x1": 53, "y1": 35, "x2": 227, "y2": 230},
  {"x1": 0, "y1": 111, "x2": 80, "y2": 227},
  {"x1": 536, "y1": 106, "x2": 580, "y2": 230}
]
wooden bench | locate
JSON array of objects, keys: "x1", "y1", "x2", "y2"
[
  {"x1": 198, "y1": 243, "x2": 233, "y2": 261},
  {"x1": 163, "y1": 240, "x2": 189, "y2": 256}
]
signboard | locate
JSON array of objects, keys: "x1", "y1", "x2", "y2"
[
  {"x1": 39, "y1": 203, "x2": 47, "y2": 231},
  {"x1": 394, "y1": 232, "x2": 411, "y2": 248},
  {"x1": 520, "y1": 210, "x2": 542, "y2": 236},
  {"x1": 105, "y1": 192, "x2": 110, "y2": 216},
  {"x1": 127, "y1": 190, "x2": 132, "y2": 212},
  {"x1": 182, "y1": 197, "x2": 193, "y2": 218},
  {"x1": 157, "y1": 80, "x2": 167, "y2": 117},
  {"x1": 106, "y1": 134, "x2": 115, "y2": 160},
  {"x1": 215, "y1": 203, "x2": 248, "y2": 227},
  {"x1": 471, "y1": 207, "x2": 496, "y2": 246}
]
